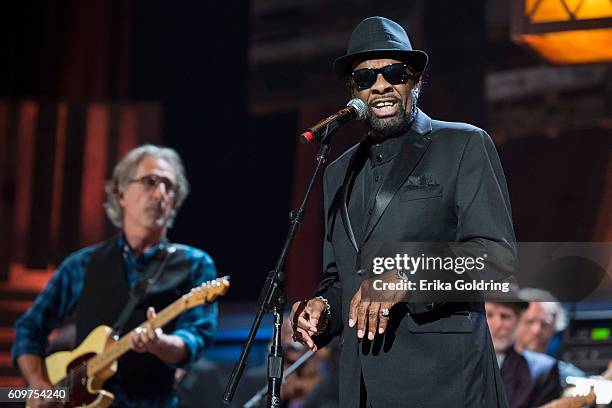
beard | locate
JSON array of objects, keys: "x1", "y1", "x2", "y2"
[
  {"x1": 144, "y1": 201, "x2": 169, "y2": 227},
  {"x1": 366, "y1": 98, "x2": 414, "y2": 139}
]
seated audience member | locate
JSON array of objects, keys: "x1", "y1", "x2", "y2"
[
  {"x1": 486, "y1": 301, "x2": 562, "y2": 408},
  {"x1": 516, "y1": 301, "x2": 587, "y2": 386},
  {"x1": 516, "y1": 301, "x2": 566, "y2": 354},
  {"x1": 302, "y1": 337, "x2": 340, "y2": 408}
]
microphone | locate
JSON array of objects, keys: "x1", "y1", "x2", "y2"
[{"x1": 300, "y1": 98, "x2": 367, "y2": 144}]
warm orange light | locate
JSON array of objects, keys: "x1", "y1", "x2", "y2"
[
  {"x1": 514, "y1": 0, "x2": 612, "y2": 64},
  {"x1": 527, "y1": 0, "x2": 572, "y2": 22},
  {"x1": 527, "y1": 0, "x2": 612, "y2": 22},
  {"x1": 575, "y1": 0, "x2": 612, "y2": 19},
  {"x1": 517, "y1": 29, "x2": 612, "y2": 63}
]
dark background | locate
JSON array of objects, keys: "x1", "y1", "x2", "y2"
[
  {"x1": 0, "y1": 0, "x2": 611, "y2": 394},
  {"x1": 0, "y1": 0, "x2": 610, "y2": 302}
]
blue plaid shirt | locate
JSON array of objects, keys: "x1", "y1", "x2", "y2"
[{"x1": 12, "y1": 234, "x2": 218, "y2": 407}]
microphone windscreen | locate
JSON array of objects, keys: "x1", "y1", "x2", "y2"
[{"x1": 347, "y1": 98, "x2": 367, "y2": 120}]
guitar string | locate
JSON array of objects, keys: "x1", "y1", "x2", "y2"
[{"x1": 52, "y1": 278, "x2": 225, "y2": 393}]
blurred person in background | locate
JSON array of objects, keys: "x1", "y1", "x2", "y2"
[
  {"x1": 516, "y1": 301, "x2": 587, "y2": 386},
  {"x1": 12, "y1": 145, "x2": 218, "y2": 407},
  {"x1": 486, "y1": 301, "x2": 562, "y2": 408}
]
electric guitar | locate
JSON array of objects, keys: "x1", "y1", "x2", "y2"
[{"x1": 28, "y1": 276, "x2": 230, "y2": 408}]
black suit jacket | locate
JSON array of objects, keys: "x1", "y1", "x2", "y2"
[
  {"x1": 500, "y1": 347, "x2": 562, "y2": 408},
  {"x1": 314, "y1": 109, "x2": 515, "y2": 407}
]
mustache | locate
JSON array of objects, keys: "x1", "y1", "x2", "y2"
[{"x1": 145, "y1": 201, "x2": 165, "y2": 212}]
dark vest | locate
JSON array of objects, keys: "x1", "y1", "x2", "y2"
[{"x1": 74, "y1": 237, "x2": 192, "y2": 403}]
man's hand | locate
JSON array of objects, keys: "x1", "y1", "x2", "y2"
[
  {"x1": 26, "y1": 379, "x2": 54, "y2": 408},
  {"x1": 129, "y1": 307, "x2": 188, "y2": 364},
  {"x1": 349, "y1": 270, "x2": 408, "y2": 340},
  {"x1": 289, "y1": 298, "x2": 328, "y2": 352},
  {"x1": 16, "y1": 354, "x2": 55, "y2": 408},
  {"x1": 130, "y1": 307, "x2": 165, "y2": 353}
]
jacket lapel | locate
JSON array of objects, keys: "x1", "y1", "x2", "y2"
[
  {"x1": 362, "y1": 109, "x2": 433, "y2": 241},
  {"x1": 339, "y1": 141, "x2": 369, "y2": 252}
]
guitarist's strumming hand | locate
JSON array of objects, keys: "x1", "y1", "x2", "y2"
[
  {"x1": 16, "y1": 354, "x2": 54, "y2": 408},
  {"x1": 129, "y1": 307, "x2": 189, "y2": 364},
  {"x1": 26, "y1": 378, "x2": 56, "y2": 408}
]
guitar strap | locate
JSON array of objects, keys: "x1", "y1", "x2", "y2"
[{"x1": 111, "y1": 245, "x2": 175, "y2": 339}]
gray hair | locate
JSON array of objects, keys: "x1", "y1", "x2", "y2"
[
  {"x1": 539, "y1": 302, "x2": 569, "y2": 332},
  {"x1": 518, "y1": 288, "x2": 569, "y2": 332},
  {"x1": 104, "y1": 144, "x2": 190, "y2": 228}
]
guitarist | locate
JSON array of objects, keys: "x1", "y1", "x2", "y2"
[{"x1": 12, "y1": 145, "x2": 218, "y2": 407}]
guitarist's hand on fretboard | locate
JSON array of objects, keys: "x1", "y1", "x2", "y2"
[
  {"x1": 130, "y1": 306, "x2": 164, "y2": 352},
  {"x1": 128, "y1": 306, "x2": 190, "y2": 364}
]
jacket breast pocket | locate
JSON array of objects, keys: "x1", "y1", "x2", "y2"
[{"x1": 398, "y1": 185, "x2": 443, "y2": 202}]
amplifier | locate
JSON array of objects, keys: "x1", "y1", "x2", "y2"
[{"x1": 560, "y1": 310, "x2": 612, "y2": 376}]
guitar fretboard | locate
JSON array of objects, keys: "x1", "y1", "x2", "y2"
[{"x1": 85, "y1": 295, "x2": 188, "y2": 377}]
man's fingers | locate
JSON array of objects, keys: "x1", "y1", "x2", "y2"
[
  {"x1": 306, "y1": 299, "x2": 323, "y2": 326},
  {"x1": 146, "y1": 326, "x2": 156, "y2": 341},
  {"x1": 130, "y1": 331, "x2": 145, "y2": 351},
  {"x1": 378, "y1": 302, "x2": 393, "y2": 334},
  {"x1": 356, "y1": 300, "x2": 370, "y2": 338},
  {"x1": 291, "y1": 301, "x2": 307, "y2": 330},
  {"x1": 139, "y1": 327, "x2": 149, "y2": 343},
  {"x1": 131, "y1": 326, "x2": 158, "y2": 350},
  {"x1": 296, "y1": 314, "x2": 318, "y2": 334},
  {"x1": 295, "y1": 301, "x2": 318, "y2": 332},
  {"x1": 147, "y1": 306, "x2": 156, "y2": 320},
  {"x1": 367, "y1": 303, "x2": 380, "y2": 340},
  {"x1": 292, "y1": 328, "x2": 318, "y2": 352},
  {"x1": 348, "y1": 289, "x2": 362, "y2": 327}
]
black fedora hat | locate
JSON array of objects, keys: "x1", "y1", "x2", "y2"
[{"x1": 333, "y1": 16, "x2": 428, "y2": 78}]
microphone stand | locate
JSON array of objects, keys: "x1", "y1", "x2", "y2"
[
  {"x1": 243, "y1": 350, "x2": 316, "y2": 408},
  {"x1": 223, "y1": 134, "x2": 332, "y2": 408}
]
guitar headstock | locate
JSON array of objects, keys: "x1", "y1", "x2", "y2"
[{"x1": 184, "y1": 276, "x2": 230, "y2": 308}]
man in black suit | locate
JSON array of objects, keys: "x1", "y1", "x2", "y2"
[{"x1": 290, "y1": 16, "x2": 516, "y2": 407}]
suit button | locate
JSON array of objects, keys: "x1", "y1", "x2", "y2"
[
  {"x1": 356, "y1": 269, "x2": 364, "y2": 276},
  {"x1": 375, "y1": 154, "x2": 383, "y2": 163}
]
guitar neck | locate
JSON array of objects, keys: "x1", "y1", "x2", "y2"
[{"x1": 86, "y1": 295, "x2": 188, "y2": 377}]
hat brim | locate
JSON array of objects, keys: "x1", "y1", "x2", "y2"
[{"x1": 333, "y1": 49, "x2": 428, "y2": 78}]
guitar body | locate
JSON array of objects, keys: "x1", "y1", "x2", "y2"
[
  {"x1": 24, "y1": 276, "x2": 230, "y2": 408},
  {"x1": 35, "y1": 325, "x2": 118, "y2": 408}
]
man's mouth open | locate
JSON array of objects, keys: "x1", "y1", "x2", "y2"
[{"x1": 370, "y1": 99, "x2": 399, "y2": 118}]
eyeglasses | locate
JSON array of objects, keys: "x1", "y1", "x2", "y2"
[
  {"x1": 129, "y1": 174, "x2": 177, "y2": 195},
  {"x1": 350, "y1": 63, "x2": 418, "y2": 91}
]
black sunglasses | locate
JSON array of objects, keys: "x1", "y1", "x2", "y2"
[
  {"x1": 350, "y1": 63, "x2": 418, "y2": 91},
  {"x1": 129, "y1": 174, "x2": 177, "y2": 195}
]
